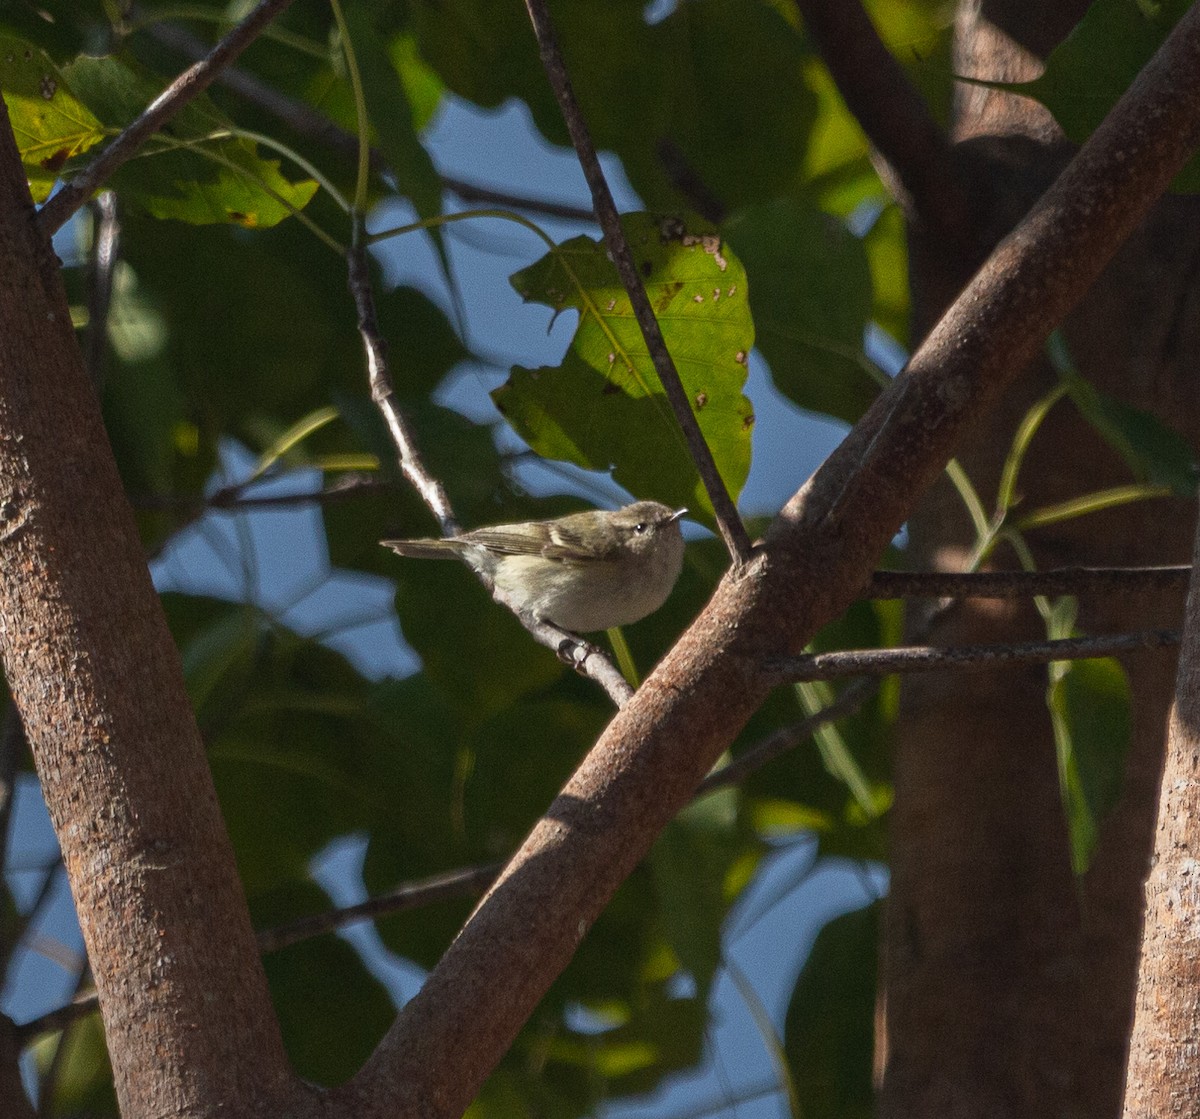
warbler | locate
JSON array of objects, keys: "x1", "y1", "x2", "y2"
[{"x1": 382, "y1": 501, "x2": 687, "y2": 633}]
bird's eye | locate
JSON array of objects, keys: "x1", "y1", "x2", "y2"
[{"x1": 633, "y1": 522, "x2": 648, "y2": 534}]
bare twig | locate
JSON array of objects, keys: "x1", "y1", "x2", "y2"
[
  {"x1": 14, "y1": 991, "x2": 99, "y2": 1046},
  {"x1": 521, "y1": 0, "x2": 754, "y2": 566},
  {"x1": 765, "y1": 629, "x2": 1180, "y2": 683},
  {"x1": 348, "y1": 226, "x2": 634, "y2": 707},
  {"x1": 696, "y1": 675, "x2": 878, "y2": 795},
  {"x1": 795, "y1": 0, "x2": 972, "y2": 241},
  {"x1": 348, "y1": 232, "x2": 458, "y2": 537},
  {"x1": 256, "y1": 863, "x2": 503, "y2": 954},
  {"x1": 130, "y1": 474, "x2": 392, "y2": 514},
  {"x1": 141, "y1": 15, "x2": 599, "y2": 224},
  {"x1": 82, "y1": 192, "x2": 119, "y2": 393},
  {"x1": 20, "y1": 864, "x2": 503, "y2": 1040},
  {"x1": 38, "y1": 0, "x2": 299, "y2": 234},
  {"x1": 866, "y1": 565, "x2": 1192, "y2": 600}
]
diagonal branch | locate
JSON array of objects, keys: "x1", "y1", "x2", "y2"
[
  {"x1": 333, "y1": 6, "x2": 1200, "y2": 1116},
  {"x1": 37, "y1": 0, "x2": 298, "y2": 235},
  {"x1": 521, "y1": 0, "x2": 754, "y2": 566},
  {"x1": 795, "y1": 0, "x2": 973, "y2": 241}
]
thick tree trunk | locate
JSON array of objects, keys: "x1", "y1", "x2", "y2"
[
  {"x1": 882, "y1": 4, "x2": 1200, "y2": 1117},
  {"x1": 0, "y1": 101, "x2": 300, "y2": 1118},
  {"x1": 1122, "y1": 511, "x2": 1200, "y2": 1117}
]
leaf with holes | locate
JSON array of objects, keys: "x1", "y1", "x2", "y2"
[
  {"x1": 494, "y1": 213, "x2": 754, "y2": 523},
  {"x1": 0, "y1": 35, "x2": 105, "y2": 202}
]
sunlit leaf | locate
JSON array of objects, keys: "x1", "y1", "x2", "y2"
[
  {"x1": 62, "y1": 54, "x2": 317, "y2": 225},
  {"x1": 0, "y1": 34, "x2": 104, "y2": 201},
  {"x1": 495, "y1": 213, "x2": 754, "y2": 524}
]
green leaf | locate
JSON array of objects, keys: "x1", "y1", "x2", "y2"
[
  {"x1": 343, "y1": 3, "x2": 443, "y2": 223},
  {"x1": 394, "y1": 556, "x2": 566, "y2": 720},
  {"x1": 1021, "y1": 0, "x2": 1200, "y2": 191},
  {"x1": 62, "y1": 54, "x2": 318, "y2": 226},
  {"x1": 727, "y1": 198, "x2": 879, "y2": 423},
  {"x1": 254, "y1": 881, "x2": 396, "y2": 1085},
  {"x1": 1048, "y1": 655, "x2": 1132, "y2": 875},
  {"x1": 494, "y1": 213, "x2": 754, "y2": 524},
  {"x1": 0, "y1": 34, "x2": 105, "y2": 201},
  {"x1": 1062, "y1": 371, "x2": 1196, "y2": 495},
  {"x1": 784, "y1": 901, "x2": 879, "y2": 1119},
  {"x1": 654, "y1": 0, "x2": 816, "y2": 212},
  {"x1": 650, "y1": 786, "x2": 755, "y2": 996}
]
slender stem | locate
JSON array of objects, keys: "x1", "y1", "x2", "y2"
[
  {"x1": 522, "y1": 0, "x2": 753, "y2": 566},
  {"x1": 328, "y1": 0, "x2": 370, "y2": 212},
  {"x1": 765, "y1": 629, "x2": 1180, "y2": 683},
  {"x1": 866, "y1": 565, "x2": 1192, "y2": 599},
  {"x1": 257, "y1": 863, "x2": 503, "y2": 954},
  {"x1": 38, "y1": 0, "x2": 299, "y2": 234},
  {"x1": 82, "y1": 192, "x2": 119, "y2": 394},
  {"x1": 794, "y1": 0, "x2": 973, "y2": 243}
]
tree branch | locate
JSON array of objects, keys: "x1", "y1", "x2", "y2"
[
  {"x1": 1122, "y1": 499, "x2": 1200, "y2": 1112},
  {"x1": 37, "y1": 0, "x2": 298, "y2": 235},
  {"x1": 795, "y1": 0, "x2": 973, "y2": 241},
  {"x1": 140, "y1": 14, "x2": 599, "y2": 224},
  {"x1": 82, "y1": 192, "x2": 118, "y2": 393},
  {"x1": 766, "y1": 629, "x2": 1180, "y2": 683},
  {"x1": 521, "y1": 0, "x2": 754, "y2": 566},
  {"x1": 0, "y1": 94, "x2": 298, "y2": 1116},
  {"x1": 867, "y1": 565, "x2": 1192, "y2": 599},
  {"x1": 333, "y1": 7, "x2": 1200, "y2": 1115}
]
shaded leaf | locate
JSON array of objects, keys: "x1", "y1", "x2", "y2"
[
  {"x1": 343, "y1": 2, "x2": 443, "y2": 222},
  {"x1": 1048, "y1": 655, "x2": 1132, "y2": 875},
  {"x1": 1020, "y1": 0, "x2": 1200, "y2": 191},
  {"x1": 1063, "y1": 371, "x2": 1196, "y2": 495},
  {"x1": 784, "y1": 901, "x2": 879, "y2": 1119},
  {"x1": 650, "y1": 786, "x2": 756, "y2": 997},
  {"x1": 727, "y1": 198, "x2": 878, "y2": 423},
  {"x1": 62, "y1": 54, "x2": 317, "y2": 225},
  {"x1": 254, "y1": 880, "x2": 395, "y2": 1085}
]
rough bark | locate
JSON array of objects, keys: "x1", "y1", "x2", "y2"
[
  {"x1": 883, "y1": 2, "x2": 1200, "y2": 1117},
  {"x1": 1122, "y1": 508, "x2": 1200, "y2": 1118},
  {"x1": 0, "y1": 100, "x2": 301, "y2": 1117}
]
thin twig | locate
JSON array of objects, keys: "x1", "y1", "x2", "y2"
[
  {"x1": 82, "y1": 192, "x2": 119, "y2": 394},
  {"x1": 256, "y1": 863, "x2": 503, "y2": 954},
  {"x1": 866, "y1": 565, "x2": 1192, "y2": 600},
  {"x1": 795, "y1": 0, "x2": 972, "y2": 242},
  {"x1": 766, "y1": 629, "x2": 1180, "y2": 683},
  {"x1": 696, "y1": 675, "x2": 878, "y2": 795},
  {"x1": 141, "y1": 15, "x2": 599, "y2": 224},
  {"x1": 522, "y1": 0, "x2": 754, "y2": 566},
  {"x1": 348, "y1": 231, "x2": 458, "y2": 536},
  {"x1": 38, "y1": 0, "x2": 299, "y2": 234},
  {"x1": 130, "y1": 474, "x2": 392, "y2": 514}
]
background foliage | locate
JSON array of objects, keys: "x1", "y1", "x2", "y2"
[{"x1": 0, "y1": 0, "x2": 1189, "y2": 1115}]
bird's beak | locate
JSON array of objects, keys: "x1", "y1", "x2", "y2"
[{"x1": 670, "y1": 508, "x2": 688, "y2": 523}]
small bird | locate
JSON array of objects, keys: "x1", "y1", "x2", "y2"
[{"x1": 382, "y1": 501, "x2": 687, "y2": 633}]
